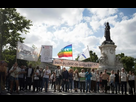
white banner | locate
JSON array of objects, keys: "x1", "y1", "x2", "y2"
[
  {"x1": 53, "y1": 58, "x2": 99, "y2": 68},
  {"x1": 41, "y1": 45, "x2": 52, "y2": 62},
  {"x1": 17, "y1": 42, "x2": 41, "y2": 61}
]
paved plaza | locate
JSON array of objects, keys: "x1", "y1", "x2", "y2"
[{"x1": 2, "y1": 84, "x2": 124, "y2": 95}]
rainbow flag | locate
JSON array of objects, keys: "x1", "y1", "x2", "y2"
[{"x1": 58, "y1": 44, "x2": 72, "y2": 58}]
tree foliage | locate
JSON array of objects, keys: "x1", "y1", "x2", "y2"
[
  {"x1": 0, "y1": 8, "x2": 32, "y2": 60},
  {"x1": 116, "y1": 53, "x2": 135, "y2": 74}
]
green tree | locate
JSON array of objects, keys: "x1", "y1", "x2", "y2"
[
  {"x1": 116, "y1": 53, "x2": 135, "y2": 73},
  {"x1": 0, "y1": 8, "x2": 32, "y2": 60},
  {"x1": 76, "y1": 50, "x2": 98, "y2": 62}
]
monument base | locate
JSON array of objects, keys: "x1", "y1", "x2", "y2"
[
  {"x1": 98, "y1": 65, "x2": 122, "y2": 73},
  {"x1": 99, "y1": 43, "x2": 123, "y2": 73}
]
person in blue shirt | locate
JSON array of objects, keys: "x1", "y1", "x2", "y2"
[{"x1": 85, "y1": 69, "x2": 92, "y2": 93}]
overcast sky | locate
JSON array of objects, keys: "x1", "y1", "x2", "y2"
[{"x1": 16, "y1": 8, "x2": 136, "y2": 60}]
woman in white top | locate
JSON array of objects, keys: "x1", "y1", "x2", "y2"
[
  {"x1": 9, "y1": 62, "x2": 20, "y2": 94},
  {"x1": 109, "y1": 70, "x2": 115, "y2": 94},
  {"x1": 73, "y1": 69, "x2": 79, "y2": 92},
  {"x1": 127, "y1": 71, "x2": 133, "y2": 95},
  {"x1": 96, "y1": 70, "x2": 100, "y2": 92}
]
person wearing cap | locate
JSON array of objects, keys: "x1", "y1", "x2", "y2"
[{"x1": 119, "y1": 68, "x2": 127, "y2": 95}]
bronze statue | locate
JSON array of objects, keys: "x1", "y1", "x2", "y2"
[
  {"x1": 104, "y1": 22, "x2": 112, "y2": 41},
  {"x1": 101, "y1": 22, "x2": 115, "y2": 45}
]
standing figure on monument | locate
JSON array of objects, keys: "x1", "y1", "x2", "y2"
[{"x1": 104, "y1": 22, "x2": 112, "y2": 41}]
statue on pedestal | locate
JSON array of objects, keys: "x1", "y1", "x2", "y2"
[
  {"x1": 102, "y1": 22, "x2": 115, "y2": 45},
  {"x1": 104, "y1": 22, "x2": 112, "y2": 41}
]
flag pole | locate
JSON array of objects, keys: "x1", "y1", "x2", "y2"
[{"x1": 87, "y1": 45, "x2": 91, "y2": 62}]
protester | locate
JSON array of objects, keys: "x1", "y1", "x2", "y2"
[
  {"x1": 62, "y1": 68, "x2": 69, "y2": 92},
  {"x1": 50, "y1": 72, "x2": 54, "y2": 89},
  {"x1": 23, "y1": 66, "x2": 27, "y2": 91},
  {"x1": 60, "y1": 68, "x2": 64, "y2": 92},
  {"x1": 33, "y1": 66, "x2": 40, "y2": 92},
  {"x1": 55, "y1": 66, "x2": 62, "y2": 92},
  {"x1": 99, "y1": 72, "x2": 103, "y2": 92},
  {"x1": 101, "y1": 69, "x2": 109, "y2": 93},
  {"x1": 109, "y1": 70, "x2": 115, "y2": 94},
  {"x1": 73, "y1": 69, "x2": 79, "y2": 92},
  {"x1": 91, "y1": 69, "x2": 97, "y2": 93},
  {"x1": 9, "y1": 62, "x2": 20, "y2": 94},
  {"x1": 127, "y1": 71, "x2": 133, "y2": 95},
  {"x1": 43, "y1": 66, "x2": 51, "y2": 92},
  {"x1": 132, "y1": 72, "x2": 135, "y2": 94},
  {"x1": 51, "y1": 71, "x2": 56, "y2": 92},
  {"x1": 115, "y1": 70, "x2": 120, "y2": 94},
  {"x1": 68, "y1": 68, "x2": 73, "y2": 92},
  {"x1": 39, "y1": 68, "x2": 43, "y2": 92},
  {"x1": 6, "y1": 64, "x2": 11, "y2": 93},
  {"x1": 119, "y1": 68, "x2": 127, "y2": 95},
  {"x1": 18, "y1": 65, "x2": 26, "y2": 91},
  {"x1": 79, "y1": 69, "x2": 86, "y2": 93},
  {"x1": 25, "y1": 64, "x2": 34, "y2": 91},
  {"x1": 85, "y1": 69, "x2": 92, "y2": 93},
  {"x1": 1, "y1": 61, "x2": 7, "y2": 93},
  {"x1": 96, "y1": 70, "x2": 100, "y2": 93}
]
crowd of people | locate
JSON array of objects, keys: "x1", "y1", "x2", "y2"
[{"x1": 0, "y1": 60, "x2": 136, "y2": 95}]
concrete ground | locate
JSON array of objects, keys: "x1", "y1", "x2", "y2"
[{"x1": 2, "y1": 85, "x2": 125, "y2": 95}]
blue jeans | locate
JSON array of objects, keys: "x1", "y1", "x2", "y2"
[
  {"x1": 86, "y1": 80, "x2": 91, "y2": 92},
  {"x1": 68, "y1": 79, "x2": 73, "y2": 90},
  {"x1": 115, "y1": 82, "x2": 120, "y2": 94},
  {"x1": 96, "y1": 82, "x2": 100, "y2": 92},
  {"x1": 43, "y1": 78, "x2": 49, "y2": 92}
]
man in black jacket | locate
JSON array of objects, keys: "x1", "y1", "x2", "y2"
[
  {"x1": 62, "y1": 68, "x2": 69, "y2": 92},
  {"x1": 25, "y1": 64, "x2": 34, "y2": 91}
]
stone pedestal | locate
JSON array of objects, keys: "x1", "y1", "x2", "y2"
[{"x1": 98, "y1": 43, "x2": 123, "y2": 72}]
